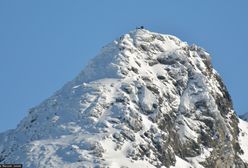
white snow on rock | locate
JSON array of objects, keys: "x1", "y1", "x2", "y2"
[
  {"x1": 239, "y1": 118, "x2": 248, "y2": 163},
  {"x1": 170, "y1": 156, "x2": 193, "y2": 168},
  {"x1": 0, "y1": 29, "x2": 247, "y2": 167}
]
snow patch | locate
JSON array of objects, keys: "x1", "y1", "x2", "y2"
[{"x1": 238, "y1": 119, "x2": 248, "y2": 163}]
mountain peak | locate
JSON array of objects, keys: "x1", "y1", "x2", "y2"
[
  {"x1": 0, "y1": 30, "x2": 247, "y2": 168},
  {"x1": 74, "y1": 29, "x2": 188, "y2": 84}
]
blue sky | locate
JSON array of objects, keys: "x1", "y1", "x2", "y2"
[{"x1": 0, "y1": 0, "x2": 247, "y2": 132}]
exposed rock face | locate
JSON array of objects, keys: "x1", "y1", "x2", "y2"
[{"x1": 0, "y1": 29, "x2": 247, "y2": 168}]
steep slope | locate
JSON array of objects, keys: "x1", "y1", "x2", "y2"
[{"x1": 0, "y1": 29, "x2": 247, "y2": 168}]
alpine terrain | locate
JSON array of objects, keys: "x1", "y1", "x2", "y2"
[{"x1": 0, "y1": 29, "x2": 248, "y2": 168}]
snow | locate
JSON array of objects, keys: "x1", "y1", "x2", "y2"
[
  {"x1": 139, "y1": 86, "x2": 157, "y2": 112},
  {"x1": 186, "y1": 147, "x2": 212, "y2": 168},
  {"x1": 238, "y1": 118, "x2": 248, "y2": 163},
  {"x1": 170, "y1": 156, "x2": 193, "y2": 168},
  {"x1": 101, "y1": 139, "x2": 156, "y2": 168},
  {"x1": 0, "y1": 28, "x2": 246, "y2": 167},
  {"x1": 171, "y1": 147, "x2": 212, "y2": 168}
]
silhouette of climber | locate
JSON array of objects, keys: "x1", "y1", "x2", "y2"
[{"x1": 136, "y1": 26, "x2": 145, "y2": 29}]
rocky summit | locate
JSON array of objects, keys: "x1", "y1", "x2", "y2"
[{"x1": 0, "y1": 29, "x2": 248, "y2": 168}]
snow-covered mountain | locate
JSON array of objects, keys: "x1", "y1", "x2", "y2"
[{"x1": 0, "y1": 29, "x2": 247, "y2": 168}]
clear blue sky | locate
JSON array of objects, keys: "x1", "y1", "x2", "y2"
[{"x1": 0, "y1": 0, "x2": 247, "y2": 132}]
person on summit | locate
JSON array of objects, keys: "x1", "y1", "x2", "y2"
[{"x1": 136, "y1": 26, "x2": 144, "y2": 29}]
